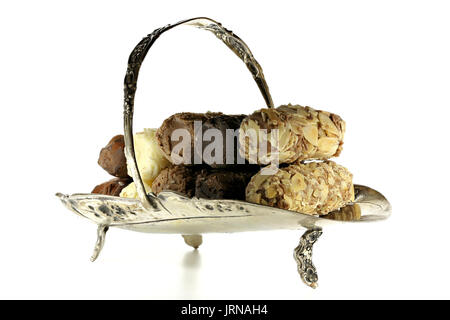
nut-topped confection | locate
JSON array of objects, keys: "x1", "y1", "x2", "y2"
[
  {"x1": 239, "y1": 104, "x2": 346, "y2": 165},
  {"x1": 245, "y1": 161, "x2": 354, "y2": 215}
]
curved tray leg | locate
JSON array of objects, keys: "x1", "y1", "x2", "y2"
[
  {"x1": 182, "y1": 235, "x2": 203, "y2": 249},
  {"x1": 91, "y1": 224, "x2": 109, "y2": 262},
  {"x1": 293, "y1": 228, "x2": 323, "y2": 289}
]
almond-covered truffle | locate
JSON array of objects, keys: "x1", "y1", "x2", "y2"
[
  {"x1": 246, "y1": 161, "x2": 354, "y2": 215},
  {"x1": 239, "y1": 104, "x2": 346, "y2": 165}
]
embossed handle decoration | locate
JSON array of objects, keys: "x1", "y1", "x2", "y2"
[{"x1": 123, "y1": 17, "x2": 274, "y2": 209}]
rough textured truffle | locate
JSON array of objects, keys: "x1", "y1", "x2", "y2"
[
  {"x1": 246, "y1": 161, "x2": 354, "y2": 215},
  {"x1": 152, "y1": 165, "x2": 258, "y2": 200},
  {"x1": 92, "y1": 177, "x2": 131, "y2": 196},
  {"x1": 239, "y1": 104, "x2": 346, "y2": 165},
  {"x1": 195, "y1": 168, "x2": 256, "y2": 200},
  {"x1": 98, "y1": 135, "x2": 129, "y2": 178},
  {"x1": 152, "y1": 165, "x2": 197, "y2": 198},
  {"x1": 156, "y1": 112, "x2": 246, "y2": 167}
]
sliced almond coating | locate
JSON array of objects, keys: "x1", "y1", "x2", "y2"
[
  {"x1": 318, "y1": 137, "x2": 339, "y2": 155},
  {"x1": 247, "y1": 192, "x2": 261, "y2": 203},
  {"x1": 291, "y1": 173, "x2": 307, "y2": 192},
  {"x1": 278, "y1": 128, "x2": 291, "y2": 149},
  {"x1": 295, "y1": 107, "x2": 309, "y2": 118},
  {"x1": 246, "y1": 119, "x2": 260, "y2": 132},
  {"x1": 265, "y1": 186, "x2": 278, "y2": 199},
  {"x1": 283, "y1": 194, "x2": 294, "y2": 208},
  {"x1": 264, "y1": 108, "x2": 280, "y2": 122},
  {"x1": 350, "y1": 185, "x2": 355, "y2": 201},
  {"x1": 319, "y1": 112, "x2": 340, "y2": 136},
  {"x1": 302, "y1": 125, "x2": 319, "y2": 146},
  {"x1": 246, "y1": 161, "x2": 354, "y2": 215},
  {"x1": 251, "y1": 173, "x2": 270, "y2": 189},
  {"x1": 241, "y1": 105, "x2": 345, "y2": 164}
]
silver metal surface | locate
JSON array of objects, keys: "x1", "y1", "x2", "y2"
[
  {"x1": 91, "y1": 225, "x2": 108, "y2": 262},
  {"x1": 57, "y1": 184, "x2": 389, "y2": 287},
  {"x1": 182, "y1": 235, "x2": 203, "y2": 249},
  {"x1": 294, "y1": 229, "x2": 323, "y2": 289},
  {"x1": 56, "y1": 184, "x2": 390, "y2": 234}
]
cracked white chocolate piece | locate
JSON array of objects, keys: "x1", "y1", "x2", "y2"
[
  {"x1": 119, "y1": 181, "x2": 152, "y2": 199},
  {"x1": 239, "y1": 104, "x2": 346, "y2": 165},
  {"x1": 246, "y1": 161, "x2": 354, "y2": 215},
  {"x1": 128, "y1": 128, "x2": 171, "y2": 186}
]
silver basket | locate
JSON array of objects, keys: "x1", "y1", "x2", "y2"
[{"x1": 56, "y1": 17, "x2": 391, "y2": 288}]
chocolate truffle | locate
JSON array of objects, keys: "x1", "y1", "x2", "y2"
[
  {"x1": 92, "y1": 177, "x2": 131, "y2": 196},
  {"x1": 156, "y1": 112, "x2": 246, "y2": 167},
  {"x1": 152, "y1": 165, "x2": 197, "y2": 198},
  {"x1": 98, "y1": 135, "x2": 129, "y2": 178},
  {"x1": 195, "y1": 169, "x2": 255, "y2": 200},
  {"x1": 152, "y1": 165, "x2": 258, "y2": 200}
]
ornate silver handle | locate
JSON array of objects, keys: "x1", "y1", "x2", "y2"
[{"x1": 123, "y1": 17, "x2": 274, "y2": 208}]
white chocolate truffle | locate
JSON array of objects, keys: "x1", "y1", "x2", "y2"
[
  {"x1": 119, "y1": 181, "x2": 152, "y2": 199},
  {"x1": 127, "y1": 128, "x2": 171, "y2": 185}
]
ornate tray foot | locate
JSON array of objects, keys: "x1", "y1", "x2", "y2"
[
  {"x1": 91, "y1": 224, "x2": 109, "y2": 262},
  {"x1": 293, "y1": 228, "x2": 323, "y2": 289},
  {"x1": 182, "y1": 235, "x2": 203, "y2": 249}
]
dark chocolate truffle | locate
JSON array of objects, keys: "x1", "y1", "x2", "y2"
[
  {"x1": 152, "y1": 165, "x2": 258, "y2": 200},
  {"x1": 151, "y1": 165, "x2": 197, "y2": 197},
  {"x1": 156, "y1": 112, "x2": 246, "y2": 167}
]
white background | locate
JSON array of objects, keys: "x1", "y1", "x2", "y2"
[{"x1": 1, "y1": 0, "x2": 449, "y2": 299}]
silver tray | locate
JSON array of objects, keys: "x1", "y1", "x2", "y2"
[{"x1": 57, "y1": 17, "x2": 391, "y2": 288}]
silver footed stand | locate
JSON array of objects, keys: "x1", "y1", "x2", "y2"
[
  {"x1": 91, "y1": 224, "x2": 109, "y2": 262},
  {"x1": 293, "y1": 228, "x2": 323, "y2": 289},
  {"x1": 182, "y1": 235, "x2": 203, "y2": 249}
]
